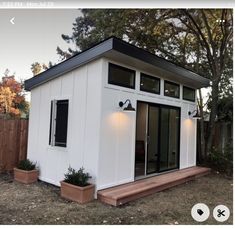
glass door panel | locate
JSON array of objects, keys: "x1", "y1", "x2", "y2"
[
  {"x1": 159, "y1": 108, "x2": 169, "y2": 171},
  {"x1": 159, "y1": 107, "x2": 180, "y2": 172},
  {"x1": 135, "y1": 102, "x2": 148, "y2": 177},
  {"x1": 168, "y1": 109, "x2": 180, "y2": 169},
  {"x1": 147, "y1": 106, "x2": 159, "y2": 174}
]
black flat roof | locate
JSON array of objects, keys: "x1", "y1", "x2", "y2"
[{"x1": 25, "y1": 36, "x2": 210, "y2": 91}]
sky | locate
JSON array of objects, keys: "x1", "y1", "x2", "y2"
[
  {"x1": 0, "y1": 8, "x2": 211, "y2": 103},
  {"x1": 0, "y1": 9, "x2": 80, "y2": 82}
]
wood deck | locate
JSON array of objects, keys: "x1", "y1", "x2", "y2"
[{"x1": 97, "y1": 166, "x2": 211, "y2": 206}]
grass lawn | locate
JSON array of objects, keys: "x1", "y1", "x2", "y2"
[{"x1": 0, "y1": 171, "x2": 232, "y2": 225}]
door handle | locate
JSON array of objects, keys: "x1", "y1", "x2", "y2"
[{"x1": 146, "y1": 135, "x2": 150, "y2": 144}]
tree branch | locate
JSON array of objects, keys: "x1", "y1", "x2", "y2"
[
  {"x1": 181, "y1": 9, "x2": 217, "y2": 77},
  {"x1": 201, "y1": 10, "x2": 215, "y2": 55}
]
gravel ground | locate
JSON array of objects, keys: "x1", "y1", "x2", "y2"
[{"x1": 0, "y1": 171, "x2": 233, "y2": 225}]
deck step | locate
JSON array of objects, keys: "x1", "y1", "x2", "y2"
[{"x1": 97, "y1": 166, "x2": 211, "y2": 206}]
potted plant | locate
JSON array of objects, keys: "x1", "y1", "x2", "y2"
[
  {"x1": 60, "y1": 167, "x2": 95, "y2": 204},
  {"x1": 14, "y1": 159, "x2": 38, "y2": 184}
]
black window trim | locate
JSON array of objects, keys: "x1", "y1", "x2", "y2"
[
  {"x1": 183, "y1": 86, "x2": 196, "y2": 102},
  {"x1": 49, "y1": 99, "x2": 69, "y2": 148},
  {"x1": 49, "y1": 101, "x2": 53, "y2": 145},
  {"x1": 140, "y1": 72, "x2": 160, "y2": 95},
  {"x1": 164, "y1": 80, "x2": 180, "y2": 99},
  {"x1": 108, "y1": 62, "x2": 136, "y2": 89}
]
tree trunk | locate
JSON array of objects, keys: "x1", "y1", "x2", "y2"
[
  {"x1": 198, "y1": 89, "x2": 206, "y2": 162},
  {"x1": 206, "y1": 76, "x2": 219, "y2": 154},
  {"x1": 195, "y1": 39, "x2": 206, "y2": 163}
]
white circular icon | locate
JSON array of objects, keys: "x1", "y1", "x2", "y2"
[
  {"x1": 191, "y1": 203, "x2": 210, "y2": 222},
  {"x1": 213, "y1": 205, "x2": 230, "y2": 222}
]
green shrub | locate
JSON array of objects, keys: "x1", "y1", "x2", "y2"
[
  {"x1": 64, "y1": 167, "x2": 91, "y2": 187},
  {"x1": 17, "y1": 159, "x2": 36, "y2": 171},
  {"x1": 206, "y1": 142, "x2": 233, "y2": 176}
]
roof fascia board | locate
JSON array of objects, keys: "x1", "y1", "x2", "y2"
[
  {"x1": 112, "y1": 38, "x2": 210, "y2": 87},
  {"x1": 25, "y1": 36, "x2": 210, "y2": 91}
]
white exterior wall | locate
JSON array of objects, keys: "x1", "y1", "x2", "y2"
[
  {"x1": 27, "y1": 59, "x2": 103, "y2": 186},
  {"x1": 27, "y1": 56, "x2": 198, "y2": 192},
  {"x1": 97, "y1": 58, "x2": 197, "y2": 190}
]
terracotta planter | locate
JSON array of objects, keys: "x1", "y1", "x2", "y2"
[
  {"x1": 60, "y1": 181, "x2": 95, "y2": 204},
  {"x1": 14, "y1": 168, "x2": 38, "y2": 184}
]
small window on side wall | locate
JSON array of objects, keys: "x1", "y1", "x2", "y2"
[
  {"x1": 140, "y1": 73, "x2": 160, "y2": 94},
  {"x1": 108, "y1": 63, "x2": 135, "y2": 89},
  {"x1": 164, "y1": 81, "x2": 180, "y2": 98},
  {"x1": 183, "y1": 86, "x2": 196, "y2": 102},
  {"x1": 49, "y1": 99, "x2": 69, "y2": 147}
]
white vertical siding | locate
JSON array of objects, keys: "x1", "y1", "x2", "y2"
[
  {"x1": 27, "y1": 60, "x2": 103, "y2": 186},
  {"x1": 69, "y1": 66, "x2": 88, "y2": 169},
  {"x1": 83, "y1": 60, "x2": 103, "y2": 185},
  {"x1": 180, "y1": 102, "x2": 197, "y2": 169},
  {"x1": 179, "y1": 103, "x2": 189, "y2": 169},
  {"x1": 187, "y1": 103, "x2": 197, "y2": 167},
  {"x1": 97, "y1": 58, "x2": 198, "y2": 190},
  {"x1": 27, "y1": 87, "x2": 41, "y2": 162},
  {"x1": 98, "y1": 88, "x2": 136, "y2": 189},
  {"x1": 27, "y1": 56, "x2": 198, "y2": 192}
]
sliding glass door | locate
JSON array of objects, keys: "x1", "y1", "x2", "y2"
[
  {"x1": 135, "y1": 102, "x2": 180, "y2": 178},
  {"x1": 146, "y1": 106, "x2": 159, "y2": 174},
  {"x1": 159, "y1": 107, "x2": 180, "y2": 172}
]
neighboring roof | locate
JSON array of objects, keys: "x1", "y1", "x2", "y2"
[{"x1": 25, "y1": 36, "x2": 210, "y2": 91}]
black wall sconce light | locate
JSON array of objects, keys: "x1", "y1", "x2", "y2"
[
  {"x1": 119, "y1": 99, "x2": 135, "y2": 112},
  {"x1": 188, "y1": 109, "x2": 201, "y2": 119}
]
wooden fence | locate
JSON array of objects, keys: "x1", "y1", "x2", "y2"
[{"x1": 0, "y1": 119, "x2": 28, "y2": 172}]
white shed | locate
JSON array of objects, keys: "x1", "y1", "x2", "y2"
[{"x1": 25, "y1": 37, "x2": 210, "y2": 195}]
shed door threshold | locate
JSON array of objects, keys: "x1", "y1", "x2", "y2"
[
  {"x1": 135, "y1": 168, "x2": 179, "y2": 181},
  {"x1": 97, "y1": 166, "x2": 211, "y2": 206}
]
